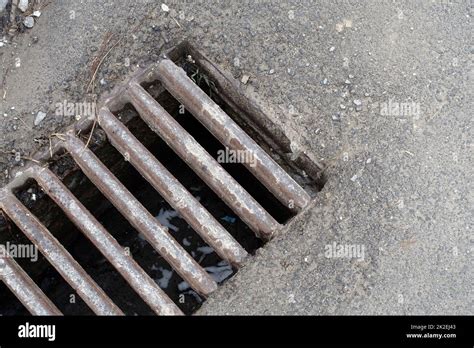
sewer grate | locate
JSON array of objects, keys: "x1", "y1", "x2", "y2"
[{"x1": 0, "y1": 42, "x2": 323, "y2": 315}]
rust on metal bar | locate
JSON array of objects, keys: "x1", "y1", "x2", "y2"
[
  {"x1": 155, "y1": 58, "x2": 311, "y2": 212},
  {"x1": 98, "y1": 107, "x2": 248, "y2": 267},
  {"x1": 0, "y1": 253, "x2": 62, "y2": 315},
  {"x1": 0, "y1": 193, "x2": 123, "y2": 315},
  {"x1": 33, "y1": 166, "x2": 183, "y2": 315},
  {"x1": 62, "y1": 133, "x2": 218, "y2": 297},
  {"x1": 126, "y1": 82, "x2": 281, "y2": 241}
]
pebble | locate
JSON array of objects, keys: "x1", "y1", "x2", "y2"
[
  {"x1": 34, "y1": 111, "x2": 46, "y2": 126},
  {"x1": 233, "y1": 57, "x2": 240, "y2": 67},
  {"x1": 32, "y1": 10, "x2": 41, "y2": 17},
  {"x1": 340, "y1": 104, "x2": 346, "y2": 110},
  {"x1": 329, "y1": 46, "x2": 335, "y2": 52},
  {"x1": 23, "y1": 16, "x2": 34, "y2": 28},
  {"x1": 241, "y1": 74, "x2": 250, "y2": 84},
  {"x1": 18, "y1": 0, "x2": 28, "y2": 12},
  {"x1": 353, "y1": 99, "x2": 362, "y2": 106},
  {"x1": 322, "y1": 78, "x2": 328, "y2": 85},
  {"x1": 257, "y1": 62, "x2": 268, "y2": 72},
  {"x1": 0, "y1": 0, "x2": 7, "y2": 13},
  {"x1": 161, "y1": 3, "x2": 169, "y2": 12}
]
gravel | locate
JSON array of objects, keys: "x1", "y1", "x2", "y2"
[
  {"x1": 18, "y1": 0, "x2": 28, "y2": 12},
  {"x1": 33, "y1": 111, "x2": 46, "y2": 126},
  {"x1": 23, "y1": 16, "x2": 34, "y2": 28}
]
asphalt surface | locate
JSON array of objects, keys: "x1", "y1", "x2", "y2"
[{"x1": 0, "y1": 0, "x2": 472, "y2": 314}]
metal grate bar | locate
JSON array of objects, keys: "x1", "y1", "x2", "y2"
[
  {"x1": 0, "y1": 253, "x2": 62, "y2": 315},
  {"x1": 62, "y1": 132, "x2": 218, "y2": 297},
  {"x1": 126, "y1": 82, "x2": 281, "y2": 241},
  {"x1": 98, "y1": 107, "x2": 248, "y2": 267},
  {"x1": 155, "y1": 59, "x2": 311, "y2": 212},
  {"x1": 0, "y1": 193, "x2": 123, "y2": 315},
  {"x1": 33, "y1": 166, "x2": 183, "y2": 315}
]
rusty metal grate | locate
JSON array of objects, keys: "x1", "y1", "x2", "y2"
[{"x1": 0, "y1": 43, "x2": 319, "y2": 316}]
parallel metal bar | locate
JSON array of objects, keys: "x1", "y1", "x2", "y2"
[
  {"x1": 0, "y1": 253, "x2": 62, "y2": 315},
  {"x1": 98, "y1": 108, "x2": 248, "y2": 267},
  {"x1": 0, "y1": 194, "x2": 123, "y2": 315},
  {"x1": 33, "y1": 166, "x2": 183, "y2": 315},
  {"x1": 155, "y1": 58, "x2": 311, "y2": 212},
  {"x1": 126, "y1": 83, "x2": 281, "y2": 240},
  {"x1": 62, "y1": 133, "x2": 217, "y2": 297}
]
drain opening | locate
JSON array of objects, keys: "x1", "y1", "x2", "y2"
[
  {"x1": 0, "y1": 42, "x2": 324, "y2": 315},
  {"x1": 86, "y1": 141, "x2": 259, "y2": 314}
]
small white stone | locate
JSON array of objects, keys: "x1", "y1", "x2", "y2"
[
  {"x1": 233, "y1": 57, "x2": 240, "y2": 67},
  {"x1": 23, "y1": 16, "x2": 34, "y2": 29},
  {"x1": 34, "y1": 111, "x2": 46, "y2": 126},
  {"x1": 0, "y1": 0, "x2": 7, "y2": 13},
  {"x1": 18, "y1": 0, "x2": 28, "y2": 12},
  {"x1": 366, "y1": 158, "x2": 372, "y2": 164},
  {"x1": 241, "y1": 74, "x2": 250, "y2": 84},
  {"x1": 350, "y1": 174, "x2": 358, "y2": 182},
  {"x1": 161, "y1": 3, "x2": 169, "y2": 12},
  {"x1": 329, "y1": 46, "x2": 335, "y2": 52},
  {"x1": 32, "y1": 10, "x2": 41, "y2": 17},
  {"x1": 353, "y1": 99, "x2": 362, "y2": 106}
]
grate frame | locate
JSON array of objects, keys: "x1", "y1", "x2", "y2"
[{"x1": 0, "y1": 41, "x2": 323, "y2": 316}]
